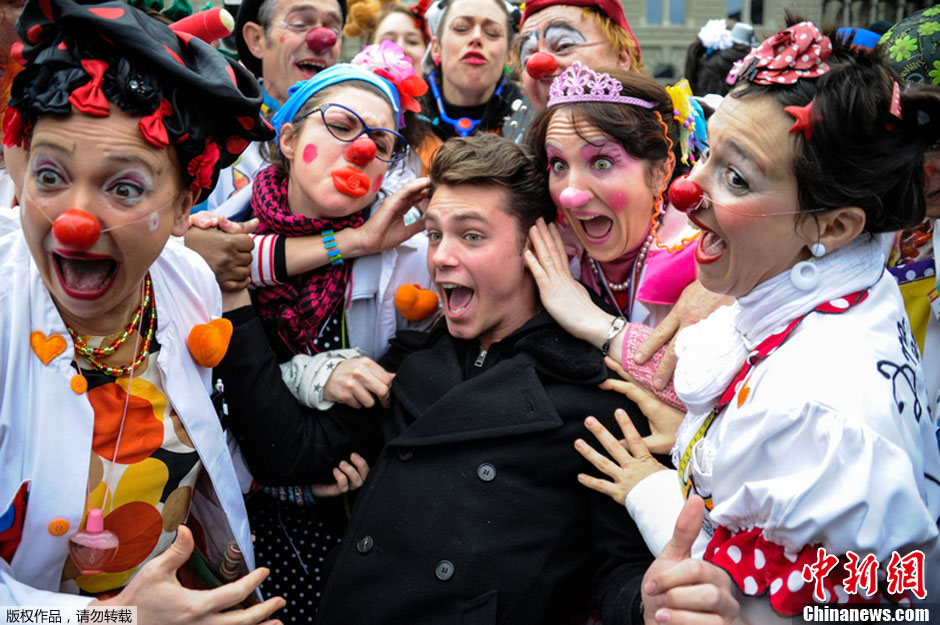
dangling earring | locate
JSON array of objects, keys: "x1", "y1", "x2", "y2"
[{"x1": 790, "y1": 242, "x2": 827, "y2": 290}]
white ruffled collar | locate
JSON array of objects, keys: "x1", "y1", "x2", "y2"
[{"x1": 674, "y1": 233, "x2": 889, "y2": 416}]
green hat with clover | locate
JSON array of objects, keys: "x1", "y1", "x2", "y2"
[{"x1": 881, "y1": 5, "x2": 940, "y2": 85}]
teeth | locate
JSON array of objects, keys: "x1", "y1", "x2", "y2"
[{"x1": 439, "y1": 283, "x2": 459, "y2": 289}]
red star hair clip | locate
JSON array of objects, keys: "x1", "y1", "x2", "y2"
[{"x1": 784, "y1": 99, "x2": 823, "y2": 142}]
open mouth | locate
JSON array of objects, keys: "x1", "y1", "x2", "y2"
[
  {"x1": 572, "y1": 211, "x2": 613, "y2": 243},
  {"x1": 295, "y1": 59, "x2": 326, "y2": 78},
  {"x1": 439, "y1": 282, "x2": 474, "y2": 316},
  {"x1": 687, "y1": 214, "x2": 727, "y2": 265},
  {"x1": 462, "y1": 52, "x2": 486, "y2": 65},
  {"x1": 52, "y1": 250, "x2": 119, "y2": 300}
]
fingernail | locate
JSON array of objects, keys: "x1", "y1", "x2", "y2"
[
  {"x1": 584, "y1": 416, "x2": 596, "y2": 426},
  {"x1": 634, "y1": 352, "x2": 645, "y2": 363},
  {"x1": 653, "y1": 377, "x2": 665, "y2": 390},
  {"x1": 655, "y1": 608, "x2": 670, "y2": 623},
  {"x1": 645, "y1": 581, "x2": 656, "y2": 594},
  {"x1": 657, "y1": 593, "x2": 667, "y2": 607}
]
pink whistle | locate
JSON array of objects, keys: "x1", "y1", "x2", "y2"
[{"x1": 170, "y1": 7, "x2": 235, "y2": 43}]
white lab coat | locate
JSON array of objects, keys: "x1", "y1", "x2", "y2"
[{"x1": 0, "y1": 224, "x2": 253, "y2": 606}]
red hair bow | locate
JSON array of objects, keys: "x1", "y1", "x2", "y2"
[
  {"x1": 68, "y1": 59, "x2": 110, "y2": 116},
  {"x1": 730, "y1": 21, "x2": 831, "y2": 86},
  {"x1": 138, "y1": 99, "x2": 174, "y2": 149}
]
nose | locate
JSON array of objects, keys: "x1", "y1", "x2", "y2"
[
  {"x1": 52, "y1": 207, "x2": 101, "y2": 250},
  {"x1": 667, "y1": 175, "x2": 704, "y2": 213},
  {"x1": 430, "y1": 234, "x2": 458, "y2": 269},
  {"x1": 558, "y1": 186, "x2": 590, "y2": 210},
  {"x1": 345, "y1": 136, "x2": 377, "y2": 167},
  {"x1": 306, "y1": 26, "x2": 337, "y2": 54},
  {"x1": 525, "y1": 52, "x2": 557, "y2": 80}
]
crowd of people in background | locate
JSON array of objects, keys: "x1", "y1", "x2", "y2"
[{"x1": 0, "y1": 0, "x2": 939, "y2": 624}]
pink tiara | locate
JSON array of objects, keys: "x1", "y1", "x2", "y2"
[{"x1": 547, "y1": 62, "x2": 657, "y2": 109}]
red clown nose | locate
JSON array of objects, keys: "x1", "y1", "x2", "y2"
[
  {"x1": 668, "y1": 176, "x2": 704, "y2": 213},
  {"x1": 345, "y1": 135, "x2": 377, "y2": 167},
  {"x1": 52, "y1": 208, "x2": 101, "y2": 250},
  {"x1": 525, "y1": 52, "x2": 557, "y2": 80},
  {"x1": 306, "y1": 27, "x2": 337, "y2": 54}
]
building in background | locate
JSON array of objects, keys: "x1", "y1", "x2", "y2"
[{"x1": 628, "y1": 0, "x2": 933, "y2": 82}]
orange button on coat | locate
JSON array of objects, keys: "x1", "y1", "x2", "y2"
[{"x1": 48, "y1": 518, "x2": 70, "y2": 536}]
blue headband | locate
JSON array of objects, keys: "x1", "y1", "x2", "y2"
[{"x1": 270, "y1": 64, "x2": 401, "y2": 143}]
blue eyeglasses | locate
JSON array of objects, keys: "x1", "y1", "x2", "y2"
[{"x1": 298, "y1": 103, "x2": 408, "y2": 163}]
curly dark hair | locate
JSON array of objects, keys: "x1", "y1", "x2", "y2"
[{"x1": 684, "y1": 39, "x2": 752, "y2": 96}]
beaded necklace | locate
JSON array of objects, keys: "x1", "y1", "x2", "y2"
[
  {"x1": 67, "y1": 274, "x2": 157, "y2": 377},
  {"x1": 68, "y1": 274, "x2": 152, "y2": 359},
  {"x1": 590, "y1": 233, "x2": 653, "y2": 318}
]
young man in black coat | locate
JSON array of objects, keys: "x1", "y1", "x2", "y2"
[{"x1": 217, "y1": 134, "x2": 735, "y2": 625}]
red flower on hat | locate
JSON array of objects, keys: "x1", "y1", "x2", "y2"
[
  {"x1": 730, "y1": 21, "x2": 831, "y2": 86},
  {"x1": 187, "y1": 139, "x2": 220, "y2": 194},
  {"x1": 413, "y1": 0, "x2": 431, "y2": 38}
]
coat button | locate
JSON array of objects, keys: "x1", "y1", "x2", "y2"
[
  {"x1": 435, "y1": 560, "x2": 454, "y2": 581},
  {"x1": 48, "y1": 518, "x2": 69, "y2": 536},
  {"x1": 397, "y1": 449, "x2": 413, "y2": 461},
  {"x1": 477, "y1": 463, "x2": 496, "y2": 482},
  {"x1": 357, "y1": 535, "x2": 373, "y2": 554}
]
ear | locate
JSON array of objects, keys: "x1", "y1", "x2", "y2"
[
  {"x1": 647, "y1": 157, "x2": 672, "y2": 195},
  {"x1": 430, "y1": 36, "x2": 441, "y2": 61},
  {"x1": 242, "y1": 21, "x2": 269, "y2": 62},
  {"x1": 799, "y1": 206, "x2": 866, "y2": 255},
  {"x1": 616, "y1": 46, "x2": 634, "y2": 71},
  {"x1": 171, "y1": 188, "x2": 197, "y2": 237},
  {"x1": 279, "y1": 123, "x2": 298, "y2": 161}
]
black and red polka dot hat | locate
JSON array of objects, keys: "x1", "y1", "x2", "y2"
[{"x1": 5, "y1": 0, "x2": 274, "y2": 201}]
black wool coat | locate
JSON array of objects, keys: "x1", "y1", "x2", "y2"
[{"x1": 218, "y1": 307, "x2": 658, "y2": 625}]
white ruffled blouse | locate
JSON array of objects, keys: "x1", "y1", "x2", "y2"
[{"x1": 625, "y1": 234, "x2": 940, "y2": 618}]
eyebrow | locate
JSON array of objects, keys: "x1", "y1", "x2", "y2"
[
  {"x1": 31, "y1": 140, "x2": 162, "y2": 175},
  {"x1": 425, "y1": 210, "x2": 490, "y2": 225},
  {"x1": 286, "y1": 5, "x2": 341, "y2": 21},
  {"x1": 725, "y1": 139, "x2": 766, "y2": 176},
  {"x1": 543, "y1": 21, "x2": 583, "y2": 36}
]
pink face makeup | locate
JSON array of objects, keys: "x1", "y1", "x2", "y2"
[
  {"x1": 302, "y1": 143, "x2": 318, "y2": 164},
  {"x1": 371, "y1": 172, "x2": 384, "y2": 194},
  {"x1": 607, "y1": 191, "x2": 627, "y2": 212},
  {"x1": 544, "y1": 115, "x2": 660, "y2": 263}
]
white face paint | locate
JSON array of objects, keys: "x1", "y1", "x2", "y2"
[{"x1": 147, "y1": 211, "x2": 159, "y2": 232}]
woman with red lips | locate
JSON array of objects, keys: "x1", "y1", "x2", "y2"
[
  {"x1": 0, "y1": 0, "x2": 286, "y2": 622},
  {"x1": 571, "y1": 20, "x2": 940, "y2": 623},
  {"x1": 418, "y1": 0, "x2": 521, "y2": 140}
]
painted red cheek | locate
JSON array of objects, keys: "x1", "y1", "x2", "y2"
[
  {"x1": 302, "y1": 144, "x2": 318, "y2": 164},
  {"x1": 608, "y1": 191, "x2": 627, "y2": 212},
  {"x1": 371, "y1": 173, "x2": 384, "y2": 194},
  {"x1": 279, "y1": 34, "x2": 286, "y2": 44}
]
